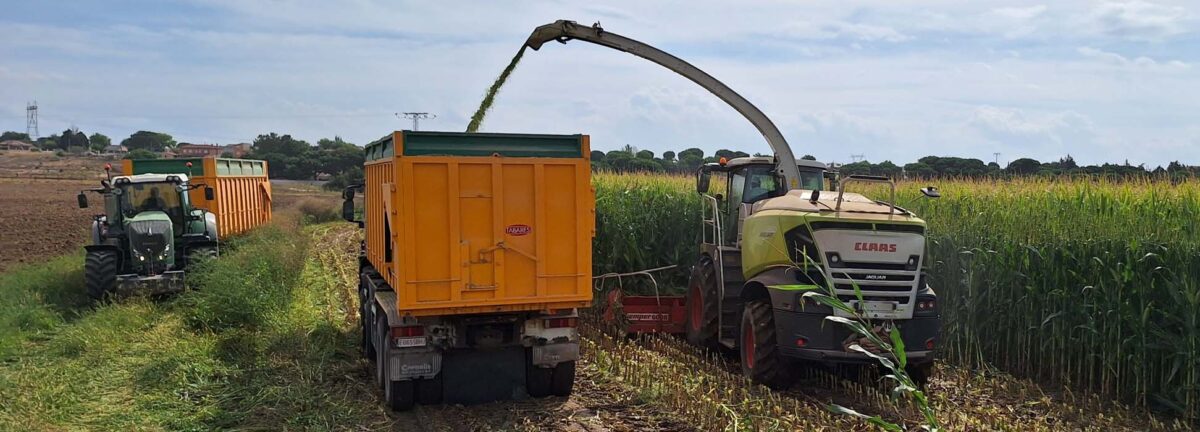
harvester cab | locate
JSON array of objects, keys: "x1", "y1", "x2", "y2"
[{"x1": 78, "y1": 173, "x2": 219, "y2": 299}]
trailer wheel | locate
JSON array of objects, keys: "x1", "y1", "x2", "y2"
[
  {"x1": 417, "y1": 374, "x2": 443, "y2": 404},
  {"x1": 550, "y1": 361, "x2": 576, "y2": 397},
  {"x1": 375, "y1": 315, "x2": 388, "y2": 390},
  {"x1": 685, "y1": 256, "x2": 719, "y2": 348},
  {"x1": 385, "y1": 379, "x2": 415, "y2": 411},
  {"x1": 906, "y1": 363, "x2": 933, "y2": 389},
  {"x1": 85, "y1": 250, "x2": 118, "y2": 300},
  {"x1": 526, "y1": 351, "x2": 552, "y2": 398},
  {"x1": 740, "y1": 299, "x2": 789, "y2": 389}
]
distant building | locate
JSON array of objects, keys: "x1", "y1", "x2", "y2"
[
  {"x1": 104, "y1": 145, "x2": 128, "y2": 154},
  {"x1": 222, "y1": 143, "x2": 252, "y2": 158},
  {"x1": 176, "y1": 143, "x2": 222, "y2": 157},
  {"x1": 160, "y1": 150, "x2": 177, "y2": 159},
  {"x1": 0, "y1": 140, "x2": 34, "y2": 151}
]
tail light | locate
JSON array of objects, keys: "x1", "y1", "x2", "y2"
[
  {"x1": 915, "y1": 298, "x2": 937, "y2": 316},
  {"x1": 544, "y1": 317, "x2": 577, "y2": 329},
  {"x1": 795, "y1": 337, "x2": 809, "y2": 348},
  {"x1": 390, "y1": 325, "x2": 426, "y2": 347},
  {"x1": 391, "y1": 326, "x2": 424, "y2": 337},
  {"x1": 925, "y1": 338, "x2": 935, "y2": 350}
]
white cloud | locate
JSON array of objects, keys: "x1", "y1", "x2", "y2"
[
  {"x1": 1077, "y1": 46, "x2": 1190, "y2": 70},
  {"x1": 782, "y1": 20, "x2": 911, "y2": 43},
  {"x1": 1083, "y1": 1, "x2": 1191, "y2": 41}
]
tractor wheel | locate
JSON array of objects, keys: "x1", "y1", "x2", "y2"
[
  {"x1": 187, "y1": 246, "x2": 218, "y2": 268},
  {"x1": 525, "y1": 351, "x2": 552, "y2": 398},
  {"x1": 685, "y1": 256, "x2": 719, "y2": 348},
  {"x1": 550, "y1": 361, "x2": 576, "y2": 397},
  {"x1": 740, "y1": 299, "x2": 789, "y2": 389},
  {"x1": 85, "y1": 250, "x2": 118, "y2": 300}
]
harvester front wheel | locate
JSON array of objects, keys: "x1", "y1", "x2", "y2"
[
  {"x1": 85, "y1": 250, "x2": 118, "y2": 300},
  {"x1": 740, "y1": 299, "x2": 789, "y2": 389},
  {"x1": 685, "y1": 256, "x2": 719, "y2": 348}
]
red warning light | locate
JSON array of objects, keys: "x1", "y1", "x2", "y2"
[{"x1": 186, "y1": 162, "x2": 193, "y2": 168}]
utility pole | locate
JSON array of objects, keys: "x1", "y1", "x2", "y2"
[
  {"x1": 397, "y1": 112, "x2": 436, "y2": 131},
  {"x1": 26, "y1": 101, "x2": 38, "y2": 140},
  {"x1": 993, "y1": 152, "x2": 1001, "y2": 166}
]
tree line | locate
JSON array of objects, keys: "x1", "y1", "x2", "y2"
[{"x1": 589, "y1": 146, "x2": 1198, "y2": 179}]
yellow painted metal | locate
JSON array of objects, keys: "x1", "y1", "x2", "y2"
[
  {"x1": 364, "y1": 131, "x2": 594, "y2": 317},
  {"x1": 121, "y1": 157, "x2": 272, "y2": 238}
]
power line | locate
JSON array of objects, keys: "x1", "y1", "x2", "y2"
[{"x1": 397, "y1": 112, "x2": 436, "y2": 131}]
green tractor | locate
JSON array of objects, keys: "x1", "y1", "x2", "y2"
[
  {"x1": 77, "y1": 171, "x2": 219, "y2": 299},
  {"x1": 688, "y1": 157, "x2": 941, "y2": 387}
]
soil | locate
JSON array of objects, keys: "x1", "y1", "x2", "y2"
[{"x1": 0, "y1": 178, "x2": 98, "y2": 271}]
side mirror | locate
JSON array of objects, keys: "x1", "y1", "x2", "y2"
[
  {"x1": 920, "y1": 186, "x2": 941, "y2": 198},
  {"x1": 808, "y1": 190, "x2": 820, "y2": 203},
  {"x1": 77, "y1": 193, "x2": 88, "y2": 209},
  {"x1": 204, "y1": 187, "x2": 215, "y2": 201},
  {"x1": 342, "y1": 186, "x2": 356, "y2": 200},
  {"x1": 696, "y1": 169, "x2": 711, "y2": 194}
]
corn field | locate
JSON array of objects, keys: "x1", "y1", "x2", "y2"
[{"x1": 592, "y1": 172, "x2": 1200, "y2": 422}]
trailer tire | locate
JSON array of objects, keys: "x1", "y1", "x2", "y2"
[
  {"x1": 375, "y1": 315, "x2": 388, "y2": 390},
  {"x1": 550, "y1": 361, "x2": 576, "y2": 397},
  {"x1": 85, "y1": 250, "x2": 118, "y2": 300},
  {"x1": 526, "y1": 352, "x2": 552, "y2": 398},
  {"x1": 417, "y1": 374, "x2": 443, "y2": 405},
  {"x1": 385, "y1": 379, "x2": 415, "y2": 411},
  {"x1": 740, "y1": 299, "x2": 789, "y2": 389},
  {"x1": 685, "y1": 256, "x2": 719, "y2": 348},
  {"x1": 907, "y1": 363, "x2": 933, "y2": 389}
]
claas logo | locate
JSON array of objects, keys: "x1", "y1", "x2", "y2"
[{"x1": 854, "y1": 242, "x2": 897, "y2": 253}]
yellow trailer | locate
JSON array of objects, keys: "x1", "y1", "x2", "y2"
[{"x1": 344, "y1": 130, "x2": 593, "y2": 410}]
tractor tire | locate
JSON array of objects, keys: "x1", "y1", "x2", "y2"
[
  {"x1": 550, "y1": 361, "x2": 576, "y2": 397},
  {"x1": 85, "y1": 250, "x2": 118, "y2": 300},
  {"x1": 526, "y1": 351, "x2": 553, "y2": 398},
  {"x1": 416, "y1": 374, "x2": 443, "y2": 405},
  {"x1": 739, "y1": 298, "x2": 790, "y2": 389},
  {"x1": 187, "y1": 246, "x2": 218, "y2": 268},
  {"x1": 685, "y1": 256, "x2": 719, "y2": 348}
]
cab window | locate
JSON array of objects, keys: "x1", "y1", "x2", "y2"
[{"x1": 739, "y1": 166, "x2": 782, "y2": 203}]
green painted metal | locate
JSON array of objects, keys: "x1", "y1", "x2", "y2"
[
  {"x1": 215, "y1": 159, "x2": 266, "y2": 176},
  {"x1": 401, "y1": 131, "x2": 583, "y2": 158},
  {"x1": 127, "y1": 158, "x2": 206, "y2": 176}
]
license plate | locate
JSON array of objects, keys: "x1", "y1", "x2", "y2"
[
  {"x1": 396, "y1": 337, "x2": 426, "y2": 348},
  {"x1": 860, "y1": 301, "x2": 896, "y2": 312}
]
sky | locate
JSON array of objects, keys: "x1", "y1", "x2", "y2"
[{"x1": 1, "y1": 0, "x2": 1198, "y2": 167}]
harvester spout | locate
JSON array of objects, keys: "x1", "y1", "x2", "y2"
[{"x1": 522, "y1": 19, "x2": 804, "y2": 189}]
